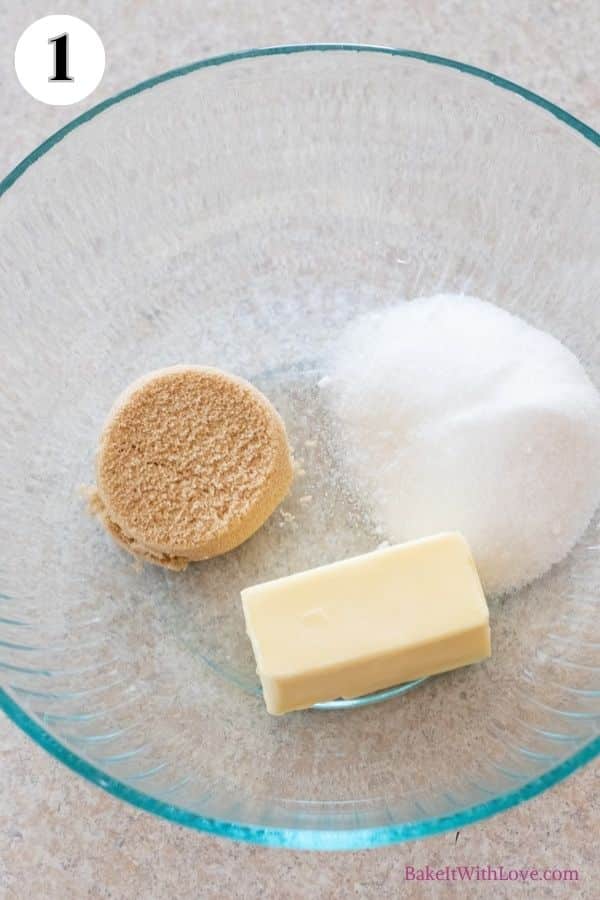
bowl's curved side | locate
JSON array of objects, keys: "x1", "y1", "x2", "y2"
[
  {"x1": 2, "y1": 689, "x2": 599, "y2": 849},
  {"x1": 1, "y1": 44, "x2": 598, "y2": 201}
]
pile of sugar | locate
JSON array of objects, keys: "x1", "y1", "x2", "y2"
[{"x1": 321, "y1": 294, "x2": 600, "y2": 595}]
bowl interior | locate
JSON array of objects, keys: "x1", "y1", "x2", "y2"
[{"x1": 1, "y1": 47, "x2": 599, "y2": 848}]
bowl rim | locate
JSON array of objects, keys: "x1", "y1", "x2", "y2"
[{"x1": 2, "y1": 43, "x2": 599, "y2": 850}]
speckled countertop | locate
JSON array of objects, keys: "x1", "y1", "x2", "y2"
[{"x1": 1, "y1": 2, "x2": 599, "y2": 898}]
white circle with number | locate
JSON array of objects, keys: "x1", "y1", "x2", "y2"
[{"x1": 15, "y1": 15, "x2": 105, "y2": 106}]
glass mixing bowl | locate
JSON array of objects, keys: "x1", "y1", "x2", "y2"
[{"x1": 1, "y1": 45, "x2": 599, "y2": 850}]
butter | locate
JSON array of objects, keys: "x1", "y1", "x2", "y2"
[{"x1": 242, "y1": 532, "x2": 491, "y2": 714}]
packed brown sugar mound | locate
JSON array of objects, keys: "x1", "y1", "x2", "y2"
[{"x1": 90, "y1": 365, "x2": 293, "y2": 570}]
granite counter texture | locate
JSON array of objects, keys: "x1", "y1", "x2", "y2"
[{"x1": 1, "y1": 1, "x2": 599, "y2": 897}]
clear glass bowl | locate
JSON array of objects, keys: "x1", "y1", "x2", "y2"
[{"x1": 1, "y1": 45, "x2": 599, "y2": 850}]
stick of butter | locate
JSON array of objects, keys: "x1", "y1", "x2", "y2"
[{"x1": 242, "y1": 532, "x2": 491, "y2": 714}]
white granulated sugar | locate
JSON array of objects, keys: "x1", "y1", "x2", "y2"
[{"x1": 322, "y1": 294, "x2": 600, "y2": 595}]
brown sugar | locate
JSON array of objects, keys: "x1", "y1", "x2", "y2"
[{"x1": 91, "y1": 365, "x2": 293, "y2": 569}]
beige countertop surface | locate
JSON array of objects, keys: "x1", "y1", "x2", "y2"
[{"x1": 1, "y1": 2, "x2": 599, "y2": 897}]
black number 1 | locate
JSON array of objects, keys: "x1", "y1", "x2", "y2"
[{"x1": 48, "y1": 33, "x2": 73, "y2": 82}]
